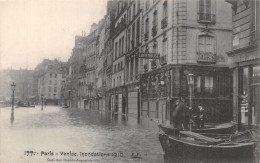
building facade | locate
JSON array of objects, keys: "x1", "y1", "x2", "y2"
[
  {"x1": 34, "y1": 59, "x2": 65, "y2": 105},
  {"x1": 226, "y1": 0, "x2": 260, "y2": 127},
  {"x1": 140, "y1": 0, "x2": 233, "y2": 124}
]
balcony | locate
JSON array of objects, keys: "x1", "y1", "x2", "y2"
[
  {"x1": 160, "y1": 55, "x2": 167, "y2": 66},
  {"x1": 114, "y1": 20, "x2": 126, "y2": 36},
  {"x1": 144, "y1": 32, "x2": 149, "y2": 42},
  {"x1": 151, "y1": 60, "x2": 157, "y2": 69},
  {"x1": 197, "y1": 51, "x2": 216, "y2": 63},
  {"x1": 161, "y1": 17, "x2": 168, "y2": 29},
  {"x1": 197, "y1": 13, "x2": 216, "y2": 24},
  {"x1": 144, "y1": 63, "x2": 149, "y2": 73},
  {"x1": 152, "y1": 25, "x2": 157, "y2": 36}
]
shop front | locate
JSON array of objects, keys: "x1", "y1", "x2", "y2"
[{"x1": 140, "y1": 64, "x2": 233, "y2": 124}]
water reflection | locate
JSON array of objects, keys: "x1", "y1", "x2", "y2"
[
  {"x1": 10, "y1": 110, "x2": 14, "y2": 125},
  {"x1": 0, "y1": 106, "x2": 259, "y2": 163}
]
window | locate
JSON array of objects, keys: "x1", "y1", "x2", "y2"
[
  {"x1": 152, "y1": 11, "x2": 158, "y2": 36},
  {"x1": 55, "y1": 74, "x2": 57, "y2": 78},
  {"x1": 205, "y1": 76, "x2": 213, "y2": 93},
  {"x1": 118, "y1": 63, "x2": 120, "y2": 71},
  {"x1": 54, "y1": 87, "x2": 57, "y2": 92},
  {"x1": 49, "y1": 80, "x2": 52, "y2": 85},
  {"x1": 162, "y1": 40, "x2": 168, "y2": 56},
  {"x1": 198, "y1": 35, "x2": 215, "y2": 54},
  {"x1": 145, "y1": 0, "x2": 150, "y2": 11},
  {"x1": 145, "y1": 18, "x2": 149, "y2": 33},
  {"x1": 161, "y1": 0, "x2": 168, "y2": 29},
  {"x1": 50, "y1": 74, "x2": 52, "y2": 78},
  {"x1": 133, "y1": 3, "x2": 136, "y2": 16},
  {"x1": 49, "y1": 87, "x2": 52, "y2": 92},
  {"x1": 119, "y1": 39, "x2": 122, "y2": 56},
  {"x1": 196, "y1": 76, "x2": 201, "y2": 93},
  {"x1": 136, "y1": 19, "x2": 140, "y2": 45},
  {"x1": 163, "y1": 0, "x2": 168, "y2": 18},
  {"x1": 115, "y1": 42, "x2": 118, "y2": 59},
  {"x1": 132, "y1": 23, "x2": 135, "y2": 49},
  {"x1": 122, "y1": 36, "x2": 124, "y2": 54},
  {"x1": 153, "y1": 10, "x2": 158, "y2": 27},
  {"x1": 198, "y1": 0, "x2": 216, "y2": 23},
  {"x1": 54, "y1": 80, "x2": 57, "y2": 85},
  {"x1": 113, "y1": 79, "x2": 115, "y2": 88},
  {"x1": 195, "y1": 75, "x2": 213, "y2": 94},
  {"x1": 128, "y1": 29, "x2": 131, "y2": 50},
  {"x1": 145, "y1": 18, "x2": 149, "y2": 41},
  {"x1": 114, "y1": 65, "x2": 117, "y2": 73}
]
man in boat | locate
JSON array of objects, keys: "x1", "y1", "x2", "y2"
[
  {"x1": 190, "y1": 105, "x2": 201, "y2": 128},
  {"x1": 172, "y1": 97, "x2": 189, "y2": 130},
  {"x1": 198, "y1": 106, "x2": 206, "y2": 128}
]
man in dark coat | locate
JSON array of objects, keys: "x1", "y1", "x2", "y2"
[{"x1": 172, "y1": 98, "x2": 188, "y2": 130}]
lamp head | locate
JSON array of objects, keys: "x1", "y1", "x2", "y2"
[
  {"x1": 187, "y1": 73, "x2": 194, "y2": 85},
  {"x1": 11, "y1": 82, "x2": 16, "y2": 91}
]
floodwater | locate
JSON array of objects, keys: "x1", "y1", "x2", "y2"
[
  {"x1": 0, "y1": 106, "x2": 258, "y2": 163},
  {"x1": 0, "y1": 106, "x2": 163, "y2": 163}
]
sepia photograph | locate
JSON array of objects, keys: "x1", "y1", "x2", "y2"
[{"x1": 0, "y1": 0, "x2": 259, "y2": 162}]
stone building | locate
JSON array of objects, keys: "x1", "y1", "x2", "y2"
[
  {"x1": 226, "y1": 0, "x2": 260, "y2": 127},
  {"x1": 107, "y1": 0, "x2": 129, "y2": 117},
  {"x1": 140, "y1": 0, "x2": 233, "y2": 124},
  {"x1": 34, "y1": 59, "x2": 66, "y2": 105},
  {"x1": 124, "y1": 0, "x2": 143, "y2": 122}
]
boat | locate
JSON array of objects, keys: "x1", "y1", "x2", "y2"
[
  {"x1": 159, "y1": 130, "x2": 257, "y2": 161},
  {"x1": 159, "y1": 121, "x2": 236, "y2": 135}
]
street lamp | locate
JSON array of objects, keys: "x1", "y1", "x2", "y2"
[
  {"x1": 41, "y1": 94, "x2": 44, "y2": 110},
  {"x1": 187, "y1": 73, "x2": 194, "y2": 110},
  {"x1": 11, "y1": 82, "x2": 16, "y2": 111}
]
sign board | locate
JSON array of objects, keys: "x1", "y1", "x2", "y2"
[{"x1": 139, "y1": 53, "x2": 160, "y2": 59}]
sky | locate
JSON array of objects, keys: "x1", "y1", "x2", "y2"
[{"x1": 0, "y1": 0, "x2": 107, "y2": 70}]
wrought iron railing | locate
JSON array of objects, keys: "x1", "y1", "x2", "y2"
[
  {"x1": 161, "y1": 17, "x2": 168, "y2": 29},
  {"x1": 144, "y1": 63, "x2": 149, "y2": 72},
  {"x1": 160, "y1": 55, "x2": 167, "y2": 65},
  {"x1": 151, "y1": 60, "x2": 157, "y2": 69},
  {"x1": 152, "y1": 25, "x2": 157, "y2": 36},
  {"x1": 144, "y1": 32, "x2": 149, "y2": 42}
]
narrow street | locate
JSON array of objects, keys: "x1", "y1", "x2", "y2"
[{"x1": 0, "y1": 106, "x2": 164, "y2": 163}]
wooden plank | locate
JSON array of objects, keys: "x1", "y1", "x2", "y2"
[{"x1": 180, "y1": 131, "x2": 222, "y2": 143}]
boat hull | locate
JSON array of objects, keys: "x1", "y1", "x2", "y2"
[
  {"x1": 159, "y1": 133, "x2": 256, "y2": 161},
  {"x1": 159, "y1": 122, "x2": 236, "y2": 135}
]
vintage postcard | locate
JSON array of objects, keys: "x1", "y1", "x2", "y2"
[{"x1": 0, "y1": 0, "x2": 259, "y2": 163}]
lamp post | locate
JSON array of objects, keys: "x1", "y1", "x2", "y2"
[
  {"x1": 41, "y1": 94, "x2": 44, "y2": 110},
  {"x1": 11, "y1": 82, "x2": 16, "y2": 111},
  {"x1": 187, "y1": 73, "x2": 194, "y2": 110}
]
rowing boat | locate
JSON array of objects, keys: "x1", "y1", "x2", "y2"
[{"x1": 159, "y1": 131, "x2": 256, "y2": 161}]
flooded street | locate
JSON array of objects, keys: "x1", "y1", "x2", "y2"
[
  {"x1": 0, "y1": 106, "x2": 164, "y2": 163},
  {"x1": 0, "y1": 106, "x2": 259, "y2": 163}
]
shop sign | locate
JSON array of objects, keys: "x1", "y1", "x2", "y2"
[
  {"x1": 139, "y1": 53, "x2": 160, "y2": 59},
  {"x1": 197, "y1": 52, "x2": 216, "y2": 63}
]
